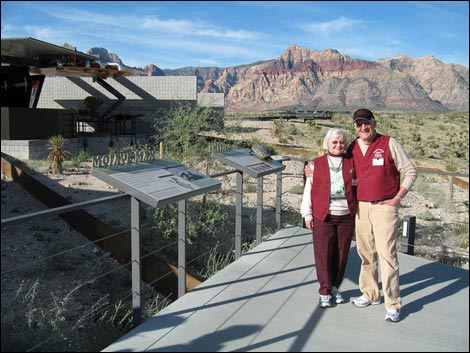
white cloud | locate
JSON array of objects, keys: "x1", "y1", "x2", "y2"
[
  {"x1": 1, "y1": 23, "x2": 13, "y2": 32},
  {"x1": 301, "y1": 17, "x2": 366, "y2": 34},
  {"x1": 42, "y1": 8, "x2": 132, "y2": 29},
  {"x1": 23, "y1": 26, "x2": 67, "y2": 44},
  {"x1": 142, "y1": 16, "x2": 263, "y2": 40},
  {"x1": 142, "y1": 17, "x2": 196, "y2": 33}
]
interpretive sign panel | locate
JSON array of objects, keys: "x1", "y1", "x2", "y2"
[
  {"x1": 91, "y1": 158, "x2": 221, "y2": 207},
  {"x1": 213, "y1": 148, "x2": 285, "y2": 178}
]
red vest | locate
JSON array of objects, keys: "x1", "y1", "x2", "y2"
[
  {"x1": 310, "y1": 154, "x2": 357, "y2": 221},
  {"x1": 349, "y1": 134, "x2": 400, "y2": 201}
]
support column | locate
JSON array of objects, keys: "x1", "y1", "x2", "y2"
[
  {"x1": 276, "y1": 171, "x2": 282, "y2": 231},
  {"x1": 178, "y1": 199, "x2": 187, "y2": 298},
  {"x1": 235, "y1": 171, "x2": 243, "y2": 259},
  {"x1": 256, "y1": 177, "x2": 263, "y2": 244},
  {"x1": 131, "y1": 197, "x2": 141, "y2": 326}
]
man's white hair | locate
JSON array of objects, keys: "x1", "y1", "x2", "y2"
[{"x1": 322, "y1": 127, "x2": 347, "y2": 150}]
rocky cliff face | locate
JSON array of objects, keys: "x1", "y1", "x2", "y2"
[
  {"x1": 86, "y1": 47, "x2": 123, "y2": 65},
  {"x1": 162, "y1": 66, "x2": 226, "y2": 91},
  {"x1": 89, "y1": 45, "x2": 469, "y2": 112},
  {"x1": 201, "y1": 45, "x2": 466, "y2": 112},
  {"x1": 377, "y1": 55, "x2": 469, "y2": 111},
  {"x1": 142, "y1": 64, "x2": 165, "y2": 76}
]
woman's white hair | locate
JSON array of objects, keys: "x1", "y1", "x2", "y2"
[{"x1": 322, "y1": 127, "x2": 347, "y2": 150}]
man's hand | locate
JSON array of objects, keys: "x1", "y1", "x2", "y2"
[
  {"x1": 380, "y1": 198, "x2": 401, "y2": 207},
  {"x1": 304, "y1": 161, "x2": 313, "y2": 178}
]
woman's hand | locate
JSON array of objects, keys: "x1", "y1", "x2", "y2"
[{"x1": 305, "y1": 219, "x2": 314, "y2": 229}]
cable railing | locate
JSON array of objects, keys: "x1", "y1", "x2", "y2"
[{"x1": 1, "y1": 156, "x2": 289, "y2": 351}]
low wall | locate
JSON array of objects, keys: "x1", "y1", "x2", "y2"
[{"x1": 1, "y1": 134, "x2": 148, "y2": 160}]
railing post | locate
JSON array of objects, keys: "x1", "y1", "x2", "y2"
[
  {"x1": 235, "y1": 171, "x2": 243, "y2": 259},
  {"x1": 178, "y1": 199, "x2": 187, "y2": 298},
  {"x1": 276, "y1": 170, "x2": 282, "y2": 231},
  {"x1": 130, "y1": 196, "x2": 142, "y2": 326},
  {"x1": 302, "y1": 161, "x2": 308, "y2": 228},
  {"x1": 401, "y1": 216, "x2": 416, "y2": 255},
  {"x1": 448, "y1": 175, "x2": 454, "y2": 201},
  {"x1": 256, "y1": 177, "x2": 263, "y2": 244}
]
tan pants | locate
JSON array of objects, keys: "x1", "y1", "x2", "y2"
[{"x1": 356, "y1": 201, "x2": 401, "y2": 310}]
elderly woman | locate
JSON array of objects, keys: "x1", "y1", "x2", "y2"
[{"x1": 301, "y1": 128, "x2": 357, "y2": 308}]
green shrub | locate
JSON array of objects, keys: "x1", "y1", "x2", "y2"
[
  {"x1": 47, "y1": 135, "x2": 71, "y2": 174},
  {"x1": 152, "y1": 102, "x2": 223, "y2": 159},
  {"x1": 289, "y1": 184, "x2": 305, "y2": 194}
]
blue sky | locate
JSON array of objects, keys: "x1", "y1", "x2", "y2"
[{"x1": 1, "y1": 1, "x2": 469, "y2": 69}]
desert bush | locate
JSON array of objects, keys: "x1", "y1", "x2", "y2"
[
  {"x1": 152, "y1": 102, "x2": 223, "y2": 159},
  {"x1": 83, "y1": 96, "x2": 104, "y2": 116},
  {"x1": 47, "y1": 135, "x2": 71, "y2": 175},
  {"x1": 198, "y1": 247, "x2": 234, "y2": 279},
  {"x1": 289, "y1": 184, "x2": 305, "y2": 194},
  {"x1": 68, "y1": 150, "x2": 89, "y2": 168}
]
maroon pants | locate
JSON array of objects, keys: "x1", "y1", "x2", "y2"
[{"x1": 313, "y1": 214, "x2": 355, "y2": 295}]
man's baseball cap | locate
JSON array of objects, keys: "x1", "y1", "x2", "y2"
[{"x1": 352, "y1": 108, "x2": 375, "y2": 123}]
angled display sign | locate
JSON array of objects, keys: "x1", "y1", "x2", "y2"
[
  {"x1": 92, "y1": 158, "x2": 221, "y2": 207},
  {"x1": 213, "y1": 148, "x2": 285, "y2": 178}
]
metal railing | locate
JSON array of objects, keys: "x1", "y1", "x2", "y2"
[{"x1": 1, "y1": 157, "x2": 289, "y2": 329}]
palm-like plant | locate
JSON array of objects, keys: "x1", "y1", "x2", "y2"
[{"x1": 47, "y1": 135, "x2": 71, "y2": 174}]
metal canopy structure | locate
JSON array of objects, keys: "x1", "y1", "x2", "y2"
[
  {"x1": 1, "y1": 37, "x2": 142, "y2": 78},
  {"x1": 1, "y1": 37, "x2": 143, "y2": 121}
]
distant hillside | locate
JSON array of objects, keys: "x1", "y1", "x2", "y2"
[{"x1": 87, "y1": 45, "x2": 469, "y2": 112}]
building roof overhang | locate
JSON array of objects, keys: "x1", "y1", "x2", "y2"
[{"x1": 1, "y1": 37, "x2": 142, "y2": 78}]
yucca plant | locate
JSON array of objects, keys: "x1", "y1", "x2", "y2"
[{"x1": 47, "y1": 135, "x2": 71, "y2": 174}]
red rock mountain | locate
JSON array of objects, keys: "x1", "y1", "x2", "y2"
[{"x1": 197, "y1": 45, "x2": 468, "y2": 112}]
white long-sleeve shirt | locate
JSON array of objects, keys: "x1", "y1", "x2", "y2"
[{"x1": 300, "y1": 155, "x2": 350, "y2": 221}]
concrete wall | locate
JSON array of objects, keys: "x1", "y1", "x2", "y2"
[
  {"x1": 197, "y1": 93, "x2": 225, "y2": 108},
  {"x1": 1, "y1": 134, "x2": 148, "y2": 160},
  {"x1": 37, "y1": 76, "x2": 224, "y2": 135}
]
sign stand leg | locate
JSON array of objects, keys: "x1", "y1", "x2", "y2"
[{"x1": 131, "y1": 197, "x2": 141, "y2": 326}]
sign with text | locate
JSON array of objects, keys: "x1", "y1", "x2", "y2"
[
  {"x1": 213, "y1": 148, "x2": 285, "y2": 178},
  {"x1": 91, "y1": 158, "x2": 221, "y2": 207}
]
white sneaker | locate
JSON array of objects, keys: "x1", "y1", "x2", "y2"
[
  {"x1": 319, "y1": 295, "x2": 332, "y2": 308},
  {"x1": 352, "y1": 295, "x2": 381, "y2": 308},
  {"x1": 385, "y1": 308, "x2": 401, "y2": 322},
  {"x1": 331, "y1": 287, "x2": 345, "y2": 304}
]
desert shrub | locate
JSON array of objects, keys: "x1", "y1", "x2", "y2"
[
  {"x1": 289, "y1": 184, "x2": 305, "y2": 194},
  {"x1": 47, "y1": 135, "x2": 71, "y2": 174},
  {"x1": 69, "y1": 150, "x2": 89, "y2": 168},
  {"x1": 198, "y1": 247, "x2": 234, "y2": 279},
  {"x1": 145, "y1": 197, "x2": 231, "y2": 269},
  {"x1": 83, "y1": 96, "x2": 104, "y2": 116},
  {"x1": 152, "y1": 102, "x2": 223, "y2": 159},
  {"x1": 417, "y1": 210, "x2": 434, "y2": 220}
]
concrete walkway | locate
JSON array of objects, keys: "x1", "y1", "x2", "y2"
[{"x1": 103, "y1": 225, "x2": 469, "y2": 352}]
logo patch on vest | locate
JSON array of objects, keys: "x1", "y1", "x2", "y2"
[{"x1": 372, "y1": 148, "x2": 385, "y2": 166}]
